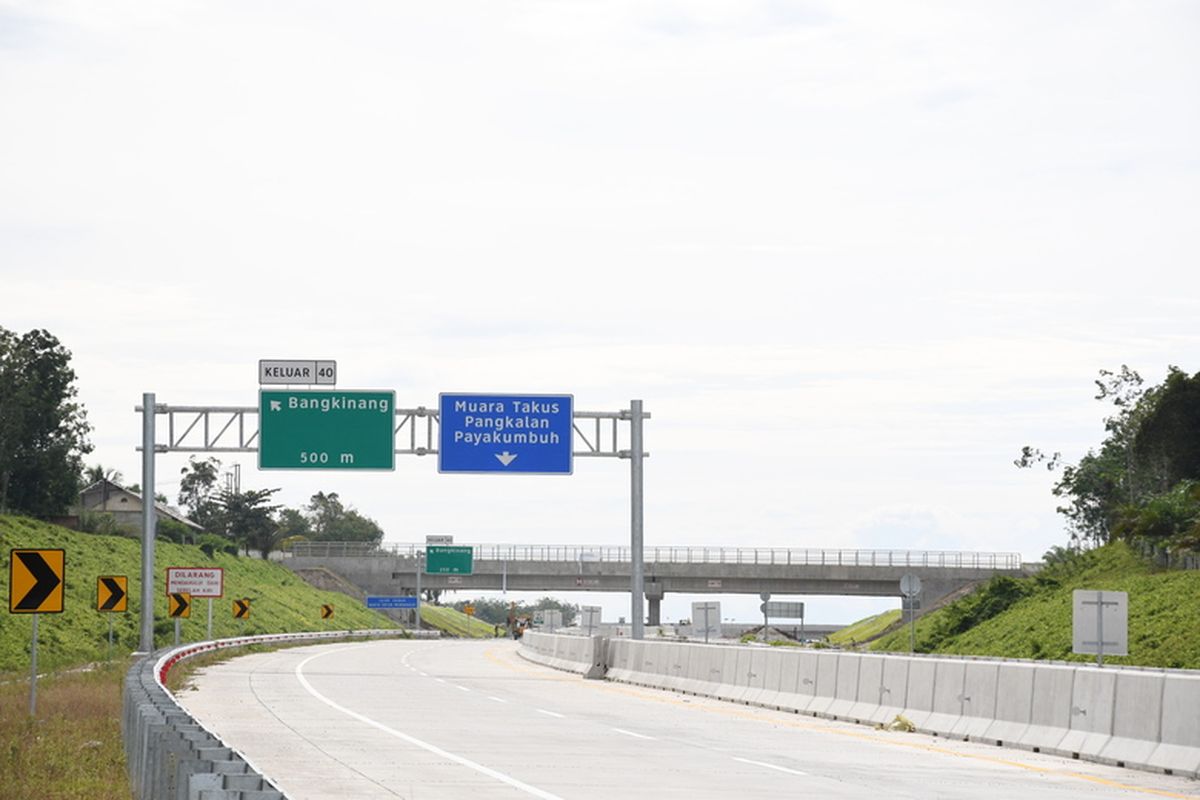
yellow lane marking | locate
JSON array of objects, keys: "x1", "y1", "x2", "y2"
[{"x1": 483, "y1": 646, "x2": 1199, "y2": 799}]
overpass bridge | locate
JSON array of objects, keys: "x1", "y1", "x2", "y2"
[{"x1": 283, "y1": 543, "x2": 1028, "y2": 625}]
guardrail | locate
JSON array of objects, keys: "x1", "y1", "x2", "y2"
[
  {"x1": 285, "y1": 541, "x2": 1023, "y2": 570},
  {"x1": 124, "y1": 629, "x2": 436, "y2": 800}
]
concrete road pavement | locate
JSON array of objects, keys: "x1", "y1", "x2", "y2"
[{"x1": 177, "y1": 640, "x2": 1200, "y2": 799}]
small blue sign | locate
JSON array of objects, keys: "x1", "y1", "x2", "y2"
[
  {"x1": 439, "y1": 393, "x2": 574, "y2": 474},
  {"x1": 366, "y1": 596, "x2": 418, "y2": 609}
]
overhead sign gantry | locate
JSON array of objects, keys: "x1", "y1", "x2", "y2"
[{"x1": 134, "y1": 372, "x2": 649, "y2": 653}]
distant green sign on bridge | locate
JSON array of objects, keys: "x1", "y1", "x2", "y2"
[
  {"x1": 259, "y1": 390, "x2": 395, "y2": 470},
  {"x1": 426, "y1": 545, "x2": 473, "y2": 575}
]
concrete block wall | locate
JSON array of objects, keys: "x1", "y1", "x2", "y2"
[
  {"x1": 123, "y1": 629, "x2": 434, "y2": 800},
  {"x1": 519, "y1": 633, "x2": 1200, "y2": 780}
]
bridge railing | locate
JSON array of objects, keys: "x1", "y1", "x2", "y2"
[{"x1": 284, "y1": 542, "x2": 1023, "y2": 570}]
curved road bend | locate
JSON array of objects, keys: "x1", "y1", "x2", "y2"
[{"x1": 177, "y1": 640, "x2": 1199, "y2": 800}]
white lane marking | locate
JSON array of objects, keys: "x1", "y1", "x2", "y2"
[
  {"x1": 612, "y1": 728, "x2": 656, "y2": 740},
  {"x1": 295, "y1": 650, "x2": 565, "y2": 800},
  {"x1": 732, "y1": 757, "x2": 808, "y2": 776},
  {"x1": 418, "y1": 672, "x2": 428, "y2": 677},
  {"x1": 536, "y1": 709, "x2": 566, "y2": 718},
  {"x1": 455, "y1": 685, "x2": 470, "y2": 692},
  {"x1": 488, "y1": 696, "x2": 507, "y2": 704},
  {"x1": 435, "y1": 678, "x2": 446, "y2": 683}
]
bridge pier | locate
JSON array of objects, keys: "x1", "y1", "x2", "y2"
[{"x1": 645, "y1": 581, "x2": 664, "y2": 627}]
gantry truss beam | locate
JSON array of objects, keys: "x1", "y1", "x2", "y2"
[{"x1": 134, "y1": 404, "x2": 648, "y2": 459}]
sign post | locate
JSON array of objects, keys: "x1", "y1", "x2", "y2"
[
  {"x1": 168, "y1": 592, "x2": 191, "y2": 645},
  {"x1": 691, "y1": 601, "x2": 720, "y2": 643},
  {"x1": 900, "y1": 574, "x2": 922, "y2": 654},
  {"x1": 581, "y1": 605, "x2": 602, "y2": 636},
  {"x1": 10, "y1": 548, "x2": 65, "y2": 716},
  {"x1": 1073, "y1": 590, "x2": 1128, "y2": 667},
  {"x1": 97, "y1": 576, "x2": 128, "y2": 660}
]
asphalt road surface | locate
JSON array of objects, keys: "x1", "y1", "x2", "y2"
[{"x1": 177, "y1": 640, "x2": 1200, "y2": 800}]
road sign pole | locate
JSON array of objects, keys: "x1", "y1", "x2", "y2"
[
  {"x1": 630, "y1": 399, "x2": 645, "y2": 640},
  {"x1": 415, "y1": 551, "x2": 422, "y2": 630},
  {"x1": 1096, "y1": 590, "x2": 1104, "y2": 668},
  {"x1": 139, "y1": 392, "x2": 157, "y2": 653},
  {"x1": 107, "y1": 617, "x2": 114, "y2": 661},
  {"x1": 29, "y1": 613, "x2": 38, "y2": 716},
  {"x1": 207, "y1": 598, "x2": 213, "y2": 640},
  {"x1": 703, "y1": 606, "x2": 710, "y2": 644},
  {"x1": 909, "y1": 601, "x2": 915, "y2": 654}
]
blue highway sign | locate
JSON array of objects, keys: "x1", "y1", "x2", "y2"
[
  {"x1": 438, "y1": 393, "x2": 573, "y2": 474},
  {"x1": 366, "y1": 596, "x2": 419, "y2": 610}
]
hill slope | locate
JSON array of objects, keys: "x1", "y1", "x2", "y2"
[
  {"x1": 0, "y1": 516, "x2": 400, "y2": 673},
  {"x1": 869, "y1": 542, "x2": 1200, "y2": 669}
]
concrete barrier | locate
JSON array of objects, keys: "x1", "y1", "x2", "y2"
[
  {"x1": 900, "y1": 657, "x2": 938, "y2": 730},
  {"x1": 980, "y1": 662, "x2": 1035, "y2": 746},
  {"x1": 919, "y1": 659, "x2": 966, "y2": 736},
  {"x1": 777, "y1": 650, "x2": 820, "y2": 714},
  {"x1": 1053, "y1": 667, "x2": 1116, "y2": 760},
  {"x1": 124, "y1": 629, "x2": 424, "y2": 800},
  {"x1": 1147, "y1": 673, "x2": 1200, "y2": 778},
  {"x1": 1097, "y1": 671, "x2": 1164, "y2": 770},
  {"x1": 826, "y1": 652, "x2": 862, "y2": 719},
  {"x1": 522, "y1": 632, "x2": 1199, "y2": 781},
  {"x1": 845, "y1": 654, "x2": 885, "y2": 723},
  {"x1": 807, "y1": 651, "x2": 840, "y2": 716},
  {"x1": 866, "y1": 655, "x2": 910, "y2": 725},
  {"x1": 949, "y1": 661, "x2": 1000, "y2": 740},
  {"x1": 1016, "y1": 663, "x2": 1074, "y2": 753}
]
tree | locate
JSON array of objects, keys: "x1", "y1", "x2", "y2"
[
  {"x1": 305, "y1": 491, "x2": 384, "y2": 544},
  {"x1": 1019, "y1": 366, "x2": 1200, "y2": 551},
  {"x1": 0, "y1": 327, "x2": 92, "y2": 516},
  {"x1": 216, "y1": 487, "x2": 282, "y2": 558},
  {"x1": 178, "y1": 456, "x2": 223, "y2": 532},
  {"x1": 1134, "y1": 368, "x2": 1200, "y2": 490}
]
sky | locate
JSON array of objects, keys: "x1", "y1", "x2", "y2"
[{"x1": 2, "y1": 1, "x2": 1198, "y2": 625}]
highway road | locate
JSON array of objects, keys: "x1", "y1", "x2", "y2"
[{"x1": 178, "y1": 640, "x2": 1200, "y2": 799}]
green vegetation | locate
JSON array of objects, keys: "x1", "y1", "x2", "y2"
[
  {"x1": 1018, "y1": 365, "x2": 1200, "y2": 556},
  {"x1": 0, "y1": 327, "x2": 92, "y2": 517},
  {"x1": 449, "y1": 596, "x2": 580, "y2": 627},
  {"x1": 828, "y1": 609, "x2": 903, "y2": 647},
  {"x1": 870, "y1": 542, "x2": 1200, "y2": 669},
  {"x1": 419, "y1": 604, "x2": 501, "y2": 638},
  {"x1": 0, "y1": 659, "x2": 130, "y2": 799},
  {"x1": 0, "y1": 516, "x2": 399, "y2": 675}
]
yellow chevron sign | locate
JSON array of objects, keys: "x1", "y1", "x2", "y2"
[
  {"x1": 233, "y1": 598, "x2": 251, "y2": 619},
  {"x1": 321, "y1": 604, "x2": 334, "y2": 619},
  {"x1": 97, "y1": 576, "x2": 128, "y2": 612},
  {"x1": 9, "y1": 549, "x2": 65, "y2": 614},
  {"x1": 168, "y1": 592, "x2": 191, "y2": 618}
]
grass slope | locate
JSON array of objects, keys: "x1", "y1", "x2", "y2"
[
  {"x1": 870, "y1": 542, "x2": 1200, "y2": 669},
  {"x1": 827, "y1": 609, "x2": 903, "y2": 647},
  {"x1": 0, "y1": 516, "x2": 400, "y2": 674},
  {"x1": 420, "y1": 604, "x2": 501, "y2": 638}
]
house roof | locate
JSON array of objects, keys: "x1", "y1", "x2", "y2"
[{"x1": 80, "y1": 479, "x2": 206, "y2": 530}]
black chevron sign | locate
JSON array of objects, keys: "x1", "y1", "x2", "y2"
[
  {"x1": 9, "y1": 549, "x2": 65, "y2": 614},
  {"x1": 97, "y1": 576, "x2": 128, "y2": 612},
  {"x1": 168, "y1": 592, "x2": 191, "y2": 618},
  {"x1": 233, "y1": 599, "x2": 250, "y2": 619},
  {"x1": 321, "y1": 604, "x2": 334, "y2": 619}
]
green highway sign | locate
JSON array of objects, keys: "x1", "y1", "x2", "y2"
[
  {"x1": 425, "y1": 545, "x2": 473, "y2": 575},
  {"x1": 259, "y1": 390, "x2": 396, "y2": 470}
]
